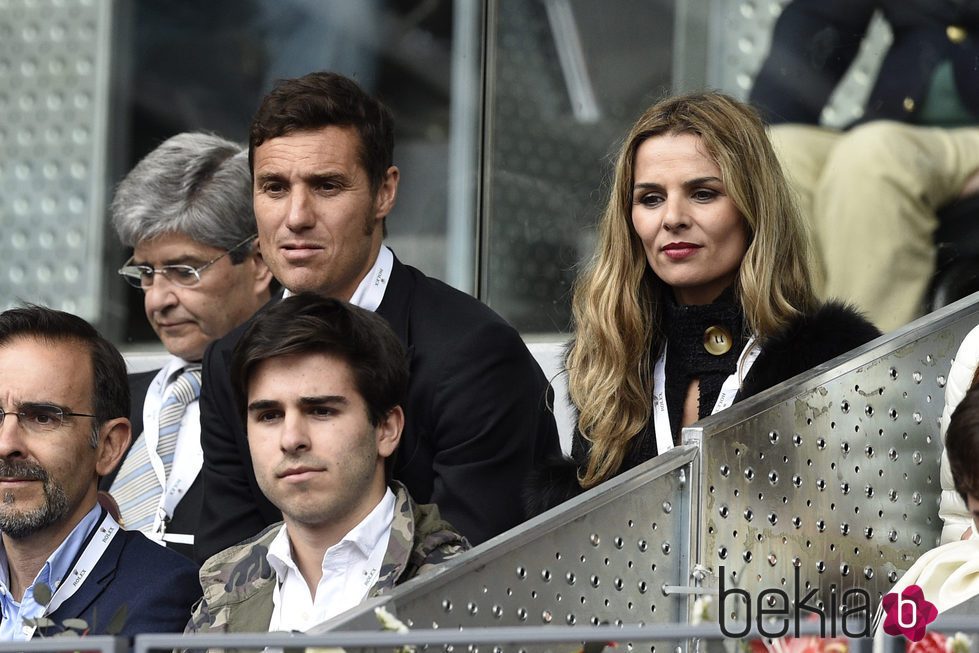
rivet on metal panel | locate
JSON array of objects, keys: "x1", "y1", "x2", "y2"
[
  {"x1": 792, "y1": 474, "x2": 802, "y2": 487},
  {"x1": 589, "y1": 533, "x2": 600, "y2": 546},
  {"x1": 793, "y1": 433, "x2": 802, "y2": 446},
  {"x1": 720, "y1": 464, "x2": 730, "y2": 477},
  {"x1": 842, "y1": 483, "x2": 850, "y2": 495},
  {"x1": 566, "y1": 572, "x2": 576, "y2": 585},
  {"x1": 865, "y1": 405, "x2": 874, "y2": 417},
  {"x1": 768, "y1": 553, "x2": 777, "y2": 566},
  {"x1": 912, "y1": 451, "x2": 923, "y2": 464},
  {"x1": 769, "y1": 430, "x2": 779, "y2": 444},
  {"x1": 541, "y1": 610, "x2": 551, "y2": 623},
  {"x1": 865, "y1": 485, "x2": 874, "y2": 498},
  {"x1": 743, "y1": 550, "x2": 751, "y2": 562},
  {"x1": 719, "y1": 505, "x2": 729, "y2": 518},
  {"x1": 913, "y1": 371, "x2": 922, "y2": 383},
  {"x1": 516, "y1": 607, "x2": 527, "y2": 621},
  {"x1": 662, "y1": 542, "x2": 671, "y2": 554},
  {"x1": 541, "y1": 569, "x2": 551, "y2": 581},
  {"x1": 491, "y1": 605, "x2": 502, "y2": 618},
  {"x1": 841, "y1": 441, "x2": 850, "y2": 454},
  {"x1": 817, "y1": 560, "x2": 826, "y2": 572},
  {"x1": 442, "y1": 599, "x2": 452, "y2": 612},
  {"x1": 566, "y1": 613, "x2": 576, "y2": 625},
  {"x1": 718, "y1": 546, "x2": 728, "y2": 559},
  {"x1": 841, "y1": 563, "x2": 850, "y2": 576},
  {"x1": 590, "y1": 574, "x2": 600, "y2": 587},
  {"x1": 817, "y1": 479, "x2": 826, "y2": 491},
  {"x1": 768, "y1": 471, "x2": 778, "y2": 485},
  {"x1": 744, "y1": 508, "x2": 754, "y2": 521},
  {"x1": 841, "y1": 522, "x2": 850, "y2": 535},
  {"x1": 886, "y1": 530, "x2": 897, "y2": 542},
  {"x1": 889, "y1": 367, "x2": 898, "y2": 379},
  {"x1": 768, "y1": 512, "x2": 778, "y2": 525},
  {"x1": 745, "y1": 468, "x2": 755, "y2": 481},
  {"x1": 864, "y1": 566, "x2": 874, "y2": 580},
  {"x1": 817, "y1": 519, "x2": 826, "y2": 531},
  {"x1": 912, "y1": 533, "x2": 922, "y2": 545},
  {"x1": 614, "y1": 578, "x2": 624, "y2": 591},
  {"x1": 841, "y1": 399, "x2": 851, "y2": 413},
  {"x1": 792, "y1": 516, "x2": 801, "y2": 528},
  {"x1": 468, "y1": 602, "x2": 478, "y2": 615},
  {"x1": 516, "y1": 566, "x2": 526, "y2": 579},
  {"x1": 938, "y1": 374, "x2": 947, "y2": 387},
  {"x1": 638, "y1": 580, "x2": 648, "y2": 593},
  {"x1": 662, "y1": 501, "x2": 672, "y2": 514}
]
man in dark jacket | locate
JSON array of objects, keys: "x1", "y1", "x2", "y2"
[
  {"x1": 750, "y1": 0, "x2": 979, "y2": 332},
  {"x1": 188, "y1": 295, "x2": 467, "y2": 633},
  {"x1": 195, "y1": 71, "x2": 560, "y2": 561}
]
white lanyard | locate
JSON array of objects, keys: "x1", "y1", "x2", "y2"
[
  {"x1": 22, "y1": 510, "x2": 120, "y2": 638},
  {"x1": 142, "y1": 363, "x2": 202, "y2": 544},
  {"x1": 651, "y1": 336, "x2": 760, "y2": 455}
]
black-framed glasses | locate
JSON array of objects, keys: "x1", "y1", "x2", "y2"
[
  {"x1": 0, "y1": 404, "x2": 97, "y2": 433},
  {"x1": 117, "y1": 234, "x2": 257, "y2": 289}
]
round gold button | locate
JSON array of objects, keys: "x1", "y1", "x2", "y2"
[
  {"x1": 903, "y1": 97, "x2": 916, "y2": 112},
  {"x1": 703, "y1": 325, "x2": 733, "y2": 356},
  {"x1": 947, "y1": 25, "x2": 967, "y2": 43}
]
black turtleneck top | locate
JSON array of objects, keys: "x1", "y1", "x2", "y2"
[{"x1": 622, "y1": 288, "x2": 748, "y2": 469}]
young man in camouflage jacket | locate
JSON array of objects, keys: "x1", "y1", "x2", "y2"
[{"x1": 186, "y1": 294, "x2": 469, "y2": 634}]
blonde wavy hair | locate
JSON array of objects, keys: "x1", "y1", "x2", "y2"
[{"x1": 569, "y1": 92, "x2": 817, "y2": 488}]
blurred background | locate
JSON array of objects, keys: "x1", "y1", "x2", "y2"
[{"x1": 0, "y1": 0, "x2": 887, "y2": 348}]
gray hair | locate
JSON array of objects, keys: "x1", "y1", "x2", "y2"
[{"x1": 111, "y1": 132, "x2": 256, "y2": 262}]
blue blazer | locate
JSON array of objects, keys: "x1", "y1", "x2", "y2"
[{"x1": 41, "y1": 527, "x2": 200, "y2": 637}]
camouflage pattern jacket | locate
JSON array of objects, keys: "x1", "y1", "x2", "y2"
[{"x1": 186, "y1": 482, "x2": 469, "y2": 635}]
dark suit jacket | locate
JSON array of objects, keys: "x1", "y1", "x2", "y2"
[
  {"x1": 195, "y1": 255, "x2": 560, "y2": 561},
  {"x1": 41, "y1": 523, "x2": 200, "y2": 637},
  {"x1": 750, "y1": 0, "x2": 979, "y2": 126},
  {"x1": 99, "y1": 370, "x2": 203, "y2": 560}
]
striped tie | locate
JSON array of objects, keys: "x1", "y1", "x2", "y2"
[{"x1": 110, "y1": 368, "x2": 202, "y2": 533}]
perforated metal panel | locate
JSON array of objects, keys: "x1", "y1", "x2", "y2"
[
  {"x1": 326, "y1": 448, "x2": 699, "y2": 652},
  {"x1": 689, "y1": 299, "x2": 978, "y2": 620},
  {"x1": 323, "y1": 296, "x2": 979, "y2": 647},
  {"x1": 0, "y1": 0, "x2": 113, "y2": 320}
]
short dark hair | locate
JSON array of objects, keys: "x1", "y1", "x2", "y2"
[
  {"x1": 230, "y1": 293, "x2": 408, "y2": 428},
  {"x1": 0, "y1": 305, "x2": 130, "y2": 446},
  {"x1": 947, "y1": 385, "x2": 979, "y2": 502},
  {"x1": 249, "y1": 71, "x2": 395, "y2": 193}
]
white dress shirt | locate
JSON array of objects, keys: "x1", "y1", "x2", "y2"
[
  {"x1": 110, "y1": 355, "x2": 202, "y2": 543},
  {"x1": 266, "y1": 488, "x2": 396, "y2": 632}
]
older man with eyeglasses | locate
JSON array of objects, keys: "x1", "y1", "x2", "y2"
[
  {"x1": 102, "y1": 133, "x2": 273, "y2": 559},
  {"x1": 0, "y1": 305, "x2": 201, "y2": 639}
]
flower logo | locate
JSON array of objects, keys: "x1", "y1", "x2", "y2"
[{"x1": 881, "y1": 585, "x2": 938, "y2": 642}]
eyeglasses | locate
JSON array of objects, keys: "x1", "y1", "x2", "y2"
[
  {"x1": 0, "y1": 404, "x2": 97, "y2": 433},
  {"x1": 118, "y1": 234, "x2": 257, "y2": 289}
]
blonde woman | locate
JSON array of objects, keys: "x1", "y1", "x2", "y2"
[{"x1": 532, "y1": 93, "x2": 880, "y2": 511}]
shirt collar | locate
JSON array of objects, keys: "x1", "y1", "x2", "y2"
[
  {"x1": 281, "y1": 244, "x2": 393, "y2": 313},
  {"x1": 266, "y1": 487, "x2": 397, "y2": 580},
  {"x1": 0, "y1": 504, "x2": 103, "y2": 600}
]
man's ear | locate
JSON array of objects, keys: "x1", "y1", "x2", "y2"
[
  {"x1": 376, "y1": 405, "x2": 403, "y2": 459},
  {"x1": 95, "y1": 418, "x2": 132, "y2": 477},
  {"x1": 248, "y1": 245, "x2": 274, "y2": 297},
  {"x1": 373, "y1": 165, "x2": 399, "y2": 220}
]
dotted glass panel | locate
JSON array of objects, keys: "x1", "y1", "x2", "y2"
[
  {"x1": 0, "y1": 0, "x2": 111, "y2": 320},
  {"x1": 707, "y1": 0, "x2": 892, "y2": 128},
  {"x1": 698, "y1": 309, "x2": 979, "y2": 618}
]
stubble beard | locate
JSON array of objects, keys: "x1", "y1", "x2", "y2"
[{"x1": 0, "y1": 460, "x2": 70, "y2": 539}]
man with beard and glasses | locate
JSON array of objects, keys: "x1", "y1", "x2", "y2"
[
  {"x1": 187, "y1": 294, "x2": 468, "y2": 634},
  {"x1": 0, "y1": 305, "x2": 200, "y2": 640}
]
